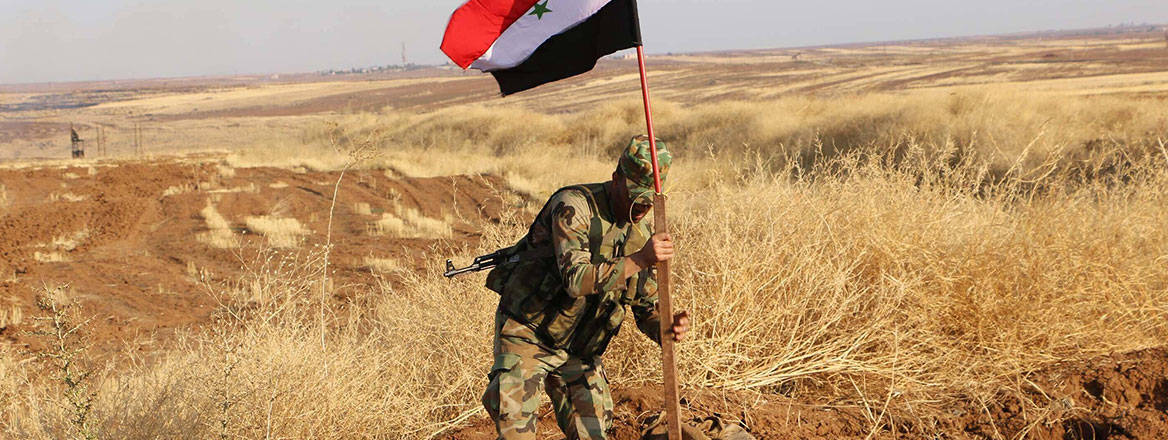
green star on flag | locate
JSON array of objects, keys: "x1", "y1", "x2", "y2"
[
  {"x1": 529, "y1": 1, "x2": 552, "y2": 19},
  {"x1": 441, "y1": 0, "x2": 641, "y2": 95}
]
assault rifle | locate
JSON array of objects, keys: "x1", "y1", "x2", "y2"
[{"x1": 443, "y1": 248, "x2": 517, "y2": 278}]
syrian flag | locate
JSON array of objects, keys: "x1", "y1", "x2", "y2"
[{"x1": 441, "y1": 0, "x2": 641, "y2": 96}]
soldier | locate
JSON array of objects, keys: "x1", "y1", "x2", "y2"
[{"x1": 482, "y1": 135, "x2": 690, "y2": 440}]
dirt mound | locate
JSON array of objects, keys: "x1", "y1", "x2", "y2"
[
  {"x1": 983, "y1": 348, "x2": 1168, "y2": 440},
  {"x1": 0, "y1": 157, "x2": 507, "y2": 356},
  {"x1": 446, "y1": 348, "x2": 1168, "y2": 440}
]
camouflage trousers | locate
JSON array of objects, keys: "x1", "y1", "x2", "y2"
[{"x1": 482, "y1": 308, "x2": 615, "y2": 440}]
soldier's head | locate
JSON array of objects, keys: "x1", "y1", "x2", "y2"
[{"x1": 611, "y1": 135, "x2": 671, "y2": 224}]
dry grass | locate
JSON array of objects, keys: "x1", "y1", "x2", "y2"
[
  {"x1": 244, "y1": 216, "x2": 309, "y2": 248},
  {"x1": 0, "y1": 305, "x2": 22, "y2": 329},
  {"x1": 0, "y1": 247, "x2": 493, "y2": 439},
  {"x1": 352, "y1": 202, "x2": 373, "y2": 216},
  {"x1": 4, "y1": 91, "x2": 1168, "y2": 438},
  {"x1": 161, "y1": 184, "x2": 196, "y2": 197},
  {"x1": 659, "y1": 155, "x2": 1168, "y2": 409},
  {"x1": 48, "y1": 193, "x2": 86, "y2": 203},
  {"x1": 256, "y1": 90, "x2": 1168, "y2": 189},
  {"x1": 216, "y1": 164, "x2": 236, "y2": 179},
  {"x1": 197, "y1": 201, "x2": 237, "y2": 249},
  {"x1": 33, "y1": 252, "x2": 68, "y2": 263},
  {"x1": 200, "y1": 202, "x2": 231, "y2": 230},
  {"x1": 0, "y1": 184, "x2": 8, "y2": 210},
  {"x1": 363, "y1": 256, "x2": 401, "y2": 274},
  {"x1": 207, "y1": 183, "x2": 259, "y2": 194},
  {"x1": 370, "y1": 208, "x2": 452, "y2": 239},
  {"x1": 51, "y1": 230, "x2": 89, "y2": 252}
]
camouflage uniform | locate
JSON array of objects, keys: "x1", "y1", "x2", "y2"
[{"x1": 482, "y1": 136, "x2": 673, "y2": 440}]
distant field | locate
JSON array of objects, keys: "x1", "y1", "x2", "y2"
[{"x1": 2, "y1": 26, "x2": 1166, "y2": 160}]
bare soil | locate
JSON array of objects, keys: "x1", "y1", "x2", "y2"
[
  {"x1": 448, "y1": 348, "x2": 1168, "y2": 440},
  {"x1": 0, "y1": 157, "x2": 507, "y2": 357}
]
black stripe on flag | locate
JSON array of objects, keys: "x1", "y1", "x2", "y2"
[{"x1": 492, "y1": 0, "x2": 640, "y2": 96}]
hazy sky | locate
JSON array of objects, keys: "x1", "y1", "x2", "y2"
[{"x1": 2, "y1": 0, "x2": 1166, "y2": 84}]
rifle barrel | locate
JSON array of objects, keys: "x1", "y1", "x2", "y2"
[
  {"x1": 444, "y1": 250, "x2": 509, "y2": 278},
  {"x1": 443, "y1": 264, "x2": 485, "y2": 278}
]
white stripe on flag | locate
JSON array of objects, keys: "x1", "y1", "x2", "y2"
[{"x1": 471, "y1": 0, "x2": 614, "y2": 71}]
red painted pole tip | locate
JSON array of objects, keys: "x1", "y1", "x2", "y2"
[{"x1": 635, "y1": 46, "x2": 663, "y2": 194}]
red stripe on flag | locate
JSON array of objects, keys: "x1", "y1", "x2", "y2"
[{"x1": 441, "y1": 0, "x2": 542, "y2": 69}]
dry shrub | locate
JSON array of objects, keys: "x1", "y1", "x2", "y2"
[
  {"x1": 0, "y1": 184, "x2": 8, "y2": 209},
  {"x1": 20, "y1": 286, "x2": 100, "y2": 440},
  {"x1": 614, "y1": 151, "x2": 1168, "y2": 417},
  {"x1": 7, "y1": 245, "x2": 498, "y2": 439}
]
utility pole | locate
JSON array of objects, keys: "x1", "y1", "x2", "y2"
[{"x1": 401, "y1": 42, "x2": 408, "y2": 66}]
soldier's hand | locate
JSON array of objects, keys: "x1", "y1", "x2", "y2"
[
  {"x1": 633, "y1": 232, "x2": 674, "y2": 267},
  {"x1": 670, "y1": 311, "x2": 690, "y2": 342}
]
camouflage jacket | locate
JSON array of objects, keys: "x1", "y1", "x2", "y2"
[{"x1": 487, "y1": 183, "x2": 661, "y2": 358}]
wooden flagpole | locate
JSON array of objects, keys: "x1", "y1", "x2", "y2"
[{"x1": 631, "y1": 4, "x2": 683, "y2": 436}]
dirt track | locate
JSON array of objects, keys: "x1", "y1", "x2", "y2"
[{"x1": 0, "y1": 157, "x2": 506, "y2": 356}]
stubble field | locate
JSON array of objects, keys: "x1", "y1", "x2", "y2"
[{"x1": 2, "y1": 26, "x2": 1168, "y2": 439}]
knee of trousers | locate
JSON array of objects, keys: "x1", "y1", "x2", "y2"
[
  {"x1": 549, "y1": 362, "x2": 615, "y2": 439},
  {"x1": 482, "y1": 352, "x2": 544, "y2": 436}
]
